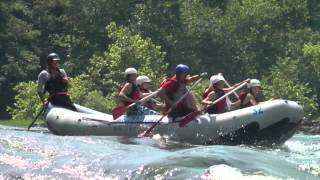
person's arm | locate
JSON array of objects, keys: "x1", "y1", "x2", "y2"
[
  {"x1": 37, "y1": 72, "x2": 47, "y2": 106},
  {"x1": 243, "y1": 93, "x2": 258, "y2": 106},
  {"x1": 119, "y1": 83, "x2": 139, "y2": 103},
  {"x1": 202, "y1": 91, "x2": 216, "y2": 105},
  {"x1": 140, "y1": 90, "x2": 152, "y2": 98},
  {"x1": 230, "y1": 100, "x2": 241, "y2": 110},
  {"x1": 187, "y1": 74, "x2": 202, "y2": 83},
  {"x1": 187, "y1": 72, "x2": 207, "y2": 84},
  {"x1": 59, "y1": 69, "x2": 69, "y2": 85},
  {"x1": 223, "y1": 79, "x2": 249, "y2": 93}
]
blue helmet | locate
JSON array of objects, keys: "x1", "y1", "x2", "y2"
[{"x1": 175, "y1": 64, "x2": 190, "y2": 74}]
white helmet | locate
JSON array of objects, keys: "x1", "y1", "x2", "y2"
[
  {"x1": 247, "y1": 79, "x2": 261, "y2": 88},
  {"x1": 210, "y1": 74, "x2": 225, "y2": 85},
  {"x1": 124, "y1": 68, "x2": 138, "y2": 76},
  {"x1": 136, "y1": 75, "x2": 151, "y2": 85}
]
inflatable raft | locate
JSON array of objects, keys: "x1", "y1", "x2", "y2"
[{"x1": 44, "y1": 99, "x2": 303, "y2": 145}]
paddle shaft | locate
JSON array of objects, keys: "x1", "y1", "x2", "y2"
[
  {"x1": 113, "y1": 89, "x2": 161, "y2": 120},
  {"x1": 140, "y1": 77, "x2": 203, "y2": 137},
  {"x1": 179, "y1": 80, "x2": 249, "y2": 127},
  {"x1": 125, "y1": 90, "x2": 160, "y2": 111},
  {"x1": 218, "y1": 73, "x2": 239, "y2": 98},
  {"x1": 27, "y1": 106, "x2": 45, "y2": 130},
  {"x1": 126, "y1": 90, "x2": 160, "y2": 109},
  {"x1": 207, "y1": 80, "x2": 248, "y2": 109}
]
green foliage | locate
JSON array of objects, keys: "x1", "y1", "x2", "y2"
[
  {"x1": 3, "y1": 0, "x2": 320, "y2": 123},
  {"x1": 303, "y1": 44, "x2": 320, "y2": 77},
  {"x1": 262, "y1": 58, "x2": 318, "y2": 117},
  {"x1": 68, "y1": 75, "x2": 116, "y2": 113},
  {"x1": 192, "y1": 80, "x2": 209, "y2": 104},
  {"x1": 88, "y1": 22, "x2": 168, "y2": 93},
  {"x1": 7, "y1": 76, "x2": 115, "y2": 119},
  {"x1": 7, "y1": 81, "x2": 42, "y2": 120},
  {"x1": 68, "y1": 74, "x2": 91, "y2": 105},
  {"x1": 0, "y1": 119, "x2": 45, "y2": 127},
  {"x1": 83, "y1": 90, "x2": 116, "y2": 113},
  {"x1": 301, "y1": 44, "x2": 320, "y2": 117}
]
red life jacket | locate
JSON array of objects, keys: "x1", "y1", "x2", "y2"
[
  {"x1": 202, "y1": 88, "x2": 211, "y2": 99},
  {"x1": 161, "y1": 75, "x2": 191, "y2": 111},
  {"x1": 239, "y1": 92, "x2": 254, "y2": 108},
  {"x1": 206, "y1": 90, "x2": 226, "y2": 114},
  {"x1": 160, "y1": 76, "x2": 178, "y2": 110},
  {"x1": 160, "y1": 76, "x2": 179, "y2": 98},
  {"x1": 119, "y1": 82, "x2": 140, "y2": 105}
]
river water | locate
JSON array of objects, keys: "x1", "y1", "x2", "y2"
[{"x1": 0, "y1": 125, "x2": 319, "y2": 180}]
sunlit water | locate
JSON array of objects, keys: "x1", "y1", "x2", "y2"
[{"x1": 0, "y1": 125, "x2": 319, "y2": 179}]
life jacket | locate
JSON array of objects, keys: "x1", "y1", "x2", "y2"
[
  {"x1": 239, "y1": 92, "x2": 255, "y2": 108},
  {"x1": 202, "y1": 88, "x2": 212, "y2": 99},
  {"x1": 161, "y1": 76, "x2": 194, "y2": 111},
  {"x1": 119, "y1": 82, "x2": 140, "y2": 105},
  {"x1": 207, "y1": 90, "x2": 226, "y2": 114},
  {"x1": 140, "y1": 88, "x2": 154, "y2": 109},
  {"x1": 160, "y1": 77, "x2": 179, "y2": 101},
  {"x1": 44, "y1": 69, "x2": 68, "y2": 96}
]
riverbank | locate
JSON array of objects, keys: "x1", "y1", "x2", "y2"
[
  {"x1": 0, "y1": 119, "x2": 45, "y2": 127},
  {"x1": 298, "y1": 117, "x2": 320, "y2": 135}
]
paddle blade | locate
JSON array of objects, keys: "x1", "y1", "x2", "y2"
[
  {"x1": 112, "y1": 105, "x2": 129, "y2": 120},
  {"x1": 179, "y1": 111, "x2": 202, "y2": 127},
  {"x1": 138, "y1": 113, "x2": 167, "y2": 138},
  {"x1": 137, "y1": 130, "x2": 149, "y2": 138},
  {"x1": 138, "y1": 121, "x2": 158, "y2": 138}
]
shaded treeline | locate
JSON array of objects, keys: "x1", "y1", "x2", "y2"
[{"x1": 1, "y1": 0, "x2": 320, "y2": 119}]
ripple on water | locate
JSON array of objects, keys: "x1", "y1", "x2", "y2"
[
  {"x1": 201, "y1": 164, "x2": 280, "y2": 180},
  {"x1": 0, "y1": 127, "x2": 319, "y2": 179}
]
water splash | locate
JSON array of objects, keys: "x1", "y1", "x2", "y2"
[{"x1": 0, "y1": 126, "x2": 319, "y2": 179}]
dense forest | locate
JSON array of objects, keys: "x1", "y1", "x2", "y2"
[{"x1": 1, "y1": 0, "x2": 320, "y2": 123}]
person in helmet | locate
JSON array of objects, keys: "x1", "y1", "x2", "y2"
[
  {"x1": 119, "y1": 67, "x2": 140, "y2": 107},
  {"x1": 37, "y1": 53, "x2": 77, "y2": 111},
  {"x1": 238, "y1": 79, "x2": 262, "y2": 108},
  {"x1": 202, "y1": 74, "x2": 246, "y2": 114},
  {"x1": 136, "y1": 75, "x2": 164, "y2": 111},
  {"x1": 158, "y1": 64, "x2": 206, "y2": 119}
]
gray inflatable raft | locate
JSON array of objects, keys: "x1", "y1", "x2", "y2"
[{"x1": 44, "y1": 99, "x2": 303, "y2": 145}]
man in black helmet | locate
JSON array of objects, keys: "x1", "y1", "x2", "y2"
[{"x1": 37, "y1": 53, "x2": 77, "y2": 111}]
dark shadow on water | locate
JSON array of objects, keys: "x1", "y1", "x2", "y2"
[
  {"x1": 9, "y1": 127, "x2": 51, "y2": 134},
  {"x1": 116, "y1": 136, "x2": 197, "y2": 151}
]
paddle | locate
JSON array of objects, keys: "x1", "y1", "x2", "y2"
[
  {"x1": 112, "y1": 89, "x2": 160, "y2": 120},
  {"x1": 218, "y1": 73, "x2": 239, "y2": 98},
  {"x1": 179, "y1": 79, "x2": 249, "y2": 127},
  {"x1": 27, "y1": 105, "x2": 46, "y2": 130},
  {"x1": 138, "y1": 77, "x2": 203, "y2": 137}
]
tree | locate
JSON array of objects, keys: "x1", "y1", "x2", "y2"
[
  {"x1": 0, "y1": 1, "x2": 41, "y2": 118},
  {"x1": 262, "y1": 58, "x2": 318, "y2": 118},
  {"x1": 87, "y1": 22, "x2": 168, "y2": 94}
]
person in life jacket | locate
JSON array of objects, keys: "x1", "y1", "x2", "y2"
[
  {"x1": 239, "y1": 79, "x2": 262, "y2": 108},
  {"x1": 158, "y1": 64, "x2": 206, "y2": 119},
  {"x1": 136, "y1": 75, "x2": 164, "y2": 112},
  {"x1": 118, "y1": 67, "x2": 142, "y2": 115},
  {"x1": 119, "y1": 67, "x2": 140, "y2": 105},
  {"x1": 202, "y1": 74, "x2": 246, "y2": 114},
  {"x1": 37, "y1": 53, "x2": 77, "y2": 111}
]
